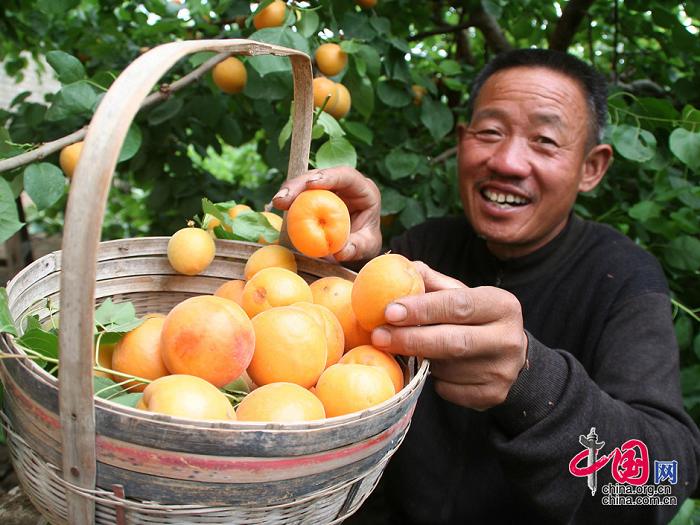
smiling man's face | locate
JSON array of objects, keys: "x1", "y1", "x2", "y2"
[{"x1": 458, "y1": 66, "x2": 606, "y2": 259}]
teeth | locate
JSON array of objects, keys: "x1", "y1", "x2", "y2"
[{"x1": 483, "y1": 190, "x2": 527, "y2": 205}]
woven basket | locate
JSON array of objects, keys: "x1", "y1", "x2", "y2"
[{"x1": 0, "y1": 39, "x2": 429, "y2": 524}]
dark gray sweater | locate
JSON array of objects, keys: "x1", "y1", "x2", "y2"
[{"x1": 350, "y1": 214, "x2": 700, "y2": 524}]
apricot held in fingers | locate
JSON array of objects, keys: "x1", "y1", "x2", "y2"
[
  {"x1": 351, "y1": 253, "x2": 425, "y2": 331},
  {"x1": 286, "y1": 189, "x2": 351, "y2": 258}
]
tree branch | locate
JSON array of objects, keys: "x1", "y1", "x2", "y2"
[
  {"x1": 548, "y1": 0, "x2": 596, "y2": 51},
  {"x1": 0, "y1": 52, "x2": 232, "y2": 174},
  {"x1": 409, "y1": 4, "x2": 511, "y2": 54}
]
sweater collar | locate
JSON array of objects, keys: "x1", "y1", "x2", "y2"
[{"x1": 479, "y1": 213, "x2": 586, "y2": 287}]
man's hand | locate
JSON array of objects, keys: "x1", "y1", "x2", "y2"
[
  {"x1": 272, "y1": 166, "x2": 382, "y2": 262},
  {"x1": 371, "y1": 262, "x2": 528, "y2": 410}
]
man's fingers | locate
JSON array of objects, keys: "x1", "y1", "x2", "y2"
[
  {"x1": 334, "y1": 229, "x2": 382, "y2": 262},
  {"x1": 384, "y1": 286, "x2": 521, "y2": 327},
  {"x1": 412, "y1": 261, "x2": 467, "y2": 292},
  {"x1": 372, "y1": 323, "x2": 509, "y2": 360}
]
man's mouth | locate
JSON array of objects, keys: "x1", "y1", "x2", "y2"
[{"x1": 480, "y1": 189, "x2": 530, "y2": 208}]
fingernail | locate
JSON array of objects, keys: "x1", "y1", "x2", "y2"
[
  {"x1": 273, "y1": 188, "x2": 289, "y2": 200},
  {"x1": 372, "y1": 327, "x2": 392, "y2": 347},
  {"x1": 306, "y1": 175, "x2": 322, "y2": 184},
  {"x1": 385, "y1": 303, "x2": 407, "y2": 322}
]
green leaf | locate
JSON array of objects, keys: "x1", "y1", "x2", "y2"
[
  {"x1": 669, "y1": 128, "x2": 700, "y2": 169},
  {"x1": 344, "y1": 12, "x2": 377, "y2": 40},
  {"x1": 118, "y1": 123, "x2": 142, "y2": 163},
  {"x1": 0, "y1": 178, "x2": 24, "y2": 244},
  {"x1": 46, "y1": 50, "x2": 86, "y2": 84},
  {"x1": 230, "y1": 212, "x2": 278, "y2": 243},
  {"x1": 346, "y1": 75, "x2": 374, "y2": 118},
  {"x1": 439, "y1": 60, "x2": 462, "y2": 76},
  {"x1": 94, "y1": 299, "x2": 143, "y2": 334},
  {"x1": 481, "y1": 0, "x2": 502, "y2": 19},
  {"x1": 385, "y1": 149, "x2": 420, "y2": 180},
  {"x1": 356, "y1": 45, "x2": 381, "y2": 78},
  {"x1": 23, "y1": 163, "x2": 66, "y2": 210},
  {"x1": 628, "y1": 200, "x2": 662, "y2": 222},
  {"x1": 370, "y1": 17, "x2": 391, "y2": 36},
  {"x1": 45, "y1": 81, "x2": 98, "y2": 121},
  {"x1": 297, "y1": 10, "x2": 320, "y2": 38},
  {"x1": 668, "y1": 498, "x2": 695, "y2": 525},
  {"x1": 16, "y1": 328, "x2": 59, "y2": 361},
  {"x1": 343, "y1": 121, "x2": 373, "y2": 145},
  {"x1": 317, "y1": 112, "x2": 345, "y2": 138},
  {"x1": 339, "y1": 40, "x2": 362, "y2": 54},
  {"x1": 36, "y1": 0, "x2": 79, "y2": 15},
  {"x1": 316, "y1": 137, "x2": 357, "y2": 169},
  {"x1": 278, "y1": 114, "x2": 293, "y2": 149},
  {"x1": 665, "y1": 236, "x2": 700, "y2": 271},
  {"x1": 380, "y1": 187, "x2": 408, "y2": 215},
  {"x1": 248, "y1": 28, "x2": 309, "y2": 76},
  {"x1": 0, "y1": 288, "x2": 17, "y2": 336},
  {"x1": 611, "y1": 125, "x2": 656, "y2": 162},
  {"x1": 675, "y1": 316, "x2": 693, "y2": 351},
  {"x1": 421, "y1": 97, "x2": 455, "y2": 141},
  {"x1": 109, "y1": 393, "x2": 143, "y2": 407},
  {"x1": 694, "y1": 333, "x2": 700, "y2": 361},
  {"x1": 376, "y1": 80, "x2": 411, "y2": 108},
  {"x1": 94, "y1": 376, "x2": 125, "y2": 400},
  {"x1": 399, "y1": 200, "x2": 425, "y2": 229},
  {"x1": 148, "y1": 97, "x2": 184, "y2": 126}
]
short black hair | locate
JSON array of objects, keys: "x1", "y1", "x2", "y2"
[{"x1": 469, "y1": 48, "x2": 608, "y2": 146}]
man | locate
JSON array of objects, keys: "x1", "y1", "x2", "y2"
[{"x1": 273, "y1": 49, "x2": 700, "y2": 523}]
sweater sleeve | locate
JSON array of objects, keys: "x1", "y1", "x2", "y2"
[{"x1": 488, "y1": 292, "x2": 700, "y2": 524}]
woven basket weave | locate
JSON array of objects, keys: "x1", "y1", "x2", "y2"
[{"x1": 0, "y1": 39, "x2": 429, "y2": 525}]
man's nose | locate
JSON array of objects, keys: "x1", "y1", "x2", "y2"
[{"x1": 485, "y1": 137, "x2": 531, "y2": 178}]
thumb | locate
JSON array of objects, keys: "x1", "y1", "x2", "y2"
[{"x1": 412, "y1": 261, "x2": 467, "y2": 292}]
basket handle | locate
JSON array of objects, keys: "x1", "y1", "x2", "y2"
[{"x1": 57, "y1": 39, "x2": 313, "y2": 524}]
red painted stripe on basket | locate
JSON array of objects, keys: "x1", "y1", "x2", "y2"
[
  {"x1": 3, "y1": 367, "x2": 61, "y2": 431},
  {"x1": 95, "y1": 412, "x2": 412, "y2": 483}
]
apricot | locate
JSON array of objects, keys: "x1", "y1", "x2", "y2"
[
  {"x1": 248, "y1": 306, "x2": 327, "y2": 388},
  {"x1": 327, "y1": 83, "x2": 351, "y2": 120},
  {"x1": 59, "y1": 141, "x2": 84, "y2": 178},
  {"x1": 94, "y1": 342, "x2": 115, "y2": 379},
  {"x1": 244, "y1": 244, "x2": 297, "y2": 280},
  {"x1": 355, "y1": 0, "x2": 377, "y2": 8},
  {"x1": 315, "y1": 43, "x2": 347, "y2": 77},
  {"x1": 315, "y1": 363, "x2": 394, "y2": 417},
  {"x1": 111, "y1": 315, "x2": 169, "y2": 392},
  {"x1": 310, "y1": 276, "x2": 371, "y2": 350},
  {"x1": 291, "y1": 301, "x2": 345, "y2": 367},
  {"x1": 412, "y1": 84, "x2": 427, "y2": 105},
  {"x1": 214, "y1": 279, "x2": 246, "y2": 306},
  {"x1": 160, "y1": 295, "x2": 255, "y2": 388},
  {"x1": 235, "y1": 382, "x2": 325, "y2": 422},
  {"x1": 286, "y1": 189, "x2": 350, "y2": 258},
  {"x1": 228, "y1": 203, "x2": 253, "y2": 219},
  {"x1": 136, "y1": 374, "x2": 236, "y2": 421},
  {"x1": 212, "y1": 57, "x2": 247, "y2": 94},
  {"x1": 241, "y1": 266, "x2": 312, "y2": 318},
  {"x1": 351, "y1": 253, "x2": 425, "y2": 331},
  {"x1": 253, "y1": 0, "x2": 287, "y2": 29},
  {"x1": 259, "y1": 211, "x2": 283, "y2": 244},
  {"x1": 340, "y1": 345, "x2": 403, "y2": 394},
  {"x1": 312, "y1": 76, "x2": 338, "y2": 110},
  {"x1": 167, "y1": 225, "x2": 216, "y2": 275}
]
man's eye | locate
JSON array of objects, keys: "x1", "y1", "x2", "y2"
[
  {"x1": 536, "y1": 136, "x2": 558, "y2": 146},
  {"x1": 476, "y1": 129, "x2": 501, "y2": 139}
]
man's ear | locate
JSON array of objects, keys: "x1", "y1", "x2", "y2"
[{"x1": 579, "y1": 143, "x2": 613, "y2": 192}]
